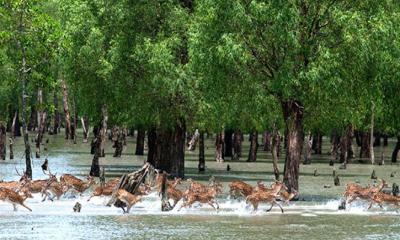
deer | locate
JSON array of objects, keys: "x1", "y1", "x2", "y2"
[
  {"x1": 60, "y1": 174, "x2": 96, "y2": 195},
  {"x1": 0, "y1": 187, "x2": 33, "y2": 212},
  {"x1": 344, "y1": 179, "x2": 388, "y2": 205},
  {"x1": 245, "y1": 181, "x2": 286, "y2": 213},
  {"x1": 229, "y1": 180, "x2": 267, "y2": 198},
  {"x1": 186, "y1": 178, "x2": 209, "y2": 193},
  {"x1": 278, "y1": 188, "x2": 298, "y2": 204},
  {"x1": 164, "y1": 178, "x2": 183, "y2": 208},
  {"x1": 179, "y1": 181, "x2": 223, "y2": 211},
  {"x1": 155, "y1": 170, "x2": 181, "y2": 192},
  {"x1": 0, "y1": 168, "x2": 31, "y2": 190},
  {"x1": 367, "y1": 191, "x2": 400, "y2": 209},
  {"x1": 115, "y1": 189, "x2": 142, "y2": 213},
  {"x1": 87, "y1": 177, "x2": 120, "y2": 201},
  {"x1": 41, "y1": 180, "x2": 70, "y2": 202}
]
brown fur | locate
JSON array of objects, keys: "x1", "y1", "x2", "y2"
[
  {"x1": 368, "y1": 192, "x2": 400, "y2": 209},
  {"x1": 344, "y1": 179, "x2": 387, "y2": 205},
  {"x1": 115, "y1": 189, "x2": 142, "y2": 213},
  {"x1": 87, "y1": 178, "x2": 120, "y2": 201},
  {"x1": 246, "y1": 181, "x2": 285, "y2": 213},
  {"x1": 180, "y1": 182, "x2": 223, "y2": 211},
  {"x1": 0, "y1": 187, "x2": 32, "y2": 212},
  {"x1": 61, "y1": 174, "x2": 95, "y2": 194}
]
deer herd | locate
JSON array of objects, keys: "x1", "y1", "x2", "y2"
[{"x1": 0, "y1": 167, "x2": 399, "y2": 214}]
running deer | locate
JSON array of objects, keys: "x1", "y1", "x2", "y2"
[
  {"x1": 279, "y1": 188, "x2": 298, "y2": 204},
  {"x1": 245, "y1": 181, "x2": 286, "y2": 213},
  {"x1": 344, "y1": 179, "x2": 387, "y2": 205},
  {"x1": 229, "y1": 180, "x2": 267, "y2": 198},
  {"x1": 41, "y1": 181, "x2": 70, "y2": 201},
  {"x1": 0, "y1": 169, "x2": 31, "y2": 190},
  {"x1": 60, "y1": 174, "x2": 96, "y2": 194},
  {"x1": 165, "y1": 178, "x2": 183, "y2": 208},
  {"x1": 186, "y1": 178, "x2": 209, "y2": 193},
  {"x1": 115, "y1": 189, "x2": 142, "y2": 213},
  {"x1": 179, "y1": 181, "x2": 223, "y2": 211},
  {"x1": 87, "y1": 177, "x2": 120, "y2": 201},
  {"x1": 368, "y1": 191, "x2": 400, "y2": 209},
  {"x1": 0, "y1": 187, "x2": 33, "y2": 211},
  {"x1": 29, "y1": 174, "x2": 58, "y2": 194}
]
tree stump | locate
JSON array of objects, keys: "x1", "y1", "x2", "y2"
[
  {"x1": 107, "y1": 163, "x2": 156, "y2": 210},
  {"x1": 371, "y1": 170, "x2": 377, "y2": 179}
]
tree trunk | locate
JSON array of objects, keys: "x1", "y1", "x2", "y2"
[
  {"x1": 330, "y1": 130, "x2": 340, "y2": 162},
  {"x1": 35, "y1": 89, "x2": 46, "y2": 158},
  {"x1": 188, "y1": 129, "x2": 200, "y2": 151},
  {"x1": 61, "y1": 79, "x2": 71, "y2": 140},
  {"x1": 18, "y1": 12, "x2": 32, "y2": 178},
  {"x1": 215, "y1": 132, "x2": 224, "y2": 162},
  {"x1": 339, "y1": 125, "x2": 352, "y2": 164},
  {"x1": 135, "y1": 128, "x2": 145, "y2": 155},
  {"x1": 303, "y1": 132, "x2": 312, "y2": 165},
  {"x1": 90, "y1": 126, "x2": 101, "y2": 177},
  {"x1": 359, "y1": 132, "x2": 371, "y2": 159},
  {"x1": 28, "y1": 105, "x2": 37, "y2": 131},
  {"x1": 312, "y1": 132, "x2": 322, "y2": 154},
  {"x1": 232, "y1": 129, "x2": 242, "y2": 160},
  {"x1": 53, "y1": 91, "x2": 60, "y2": 135},
  {"x1": 370, "y1": 104, "x2": 375, "y2": 164},
  {"x1": 198, "y1": 131, "x2": 205, "y2": 172},
  {"x1": 9, "y1": 137, "x2": 13, "y2": 160},
  {"x1": 282, "y1": 100, "x2": 304, "y2": 192},
  {"x1": 0, "y1": 123, "x2": 6, "y2": 160},
  {"x1": 272, "y1": 128, "x2": 280, "y2": 180},
  {"x1": 247, "y1": 130, "x2": 258, "y2": 162},
  {"x1": 81, "y1": 116, "x2": 89, "y2": 143},
  {"x1": 373, "y1": 132, "x2": 381, "y2": 147},
  {"x1": 383, "y1": 135, "x2": 388, "y2": 147},
  {"x1": 355, "y1": 130, "x2": 361, "y2": 147},
  {"x1": 224, "y1": 129, "x2": 233, "y2": 158},
  {"x1": 100, "y1": 111, "x2": 108, "y2": 158},
  {"x1": 90, "y1": 108, "x2": 107, "y2": 176},
  {"x1": 147, "y1": 120, "x2": 186, "y2": 178},
  {"x1": 391, "y1": 136, "x2": 400, "y2": 163},
  {"x1": 263, "y1": 131, "x2": 271, "y2": 151},
  {"x1": 113, "y1": 127, "x2": 123, "y2": 157}
]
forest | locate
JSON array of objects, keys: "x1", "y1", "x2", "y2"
[{"x1": 0, "y1": 0, "x2": 400, "y2": 238}]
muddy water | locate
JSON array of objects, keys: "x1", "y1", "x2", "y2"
[{"x1": 0, "y1": 134, "x2": 399, "y2": 239}]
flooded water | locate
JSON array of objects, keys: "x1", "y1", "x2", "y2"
[{"x1": 0, "y1": 133, "x2": 400, "y2": 239}]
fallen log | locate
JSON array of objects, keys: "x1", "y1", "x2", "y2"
[{"x1": 107, "y1": 162, "x2": 156, "y2": 209}]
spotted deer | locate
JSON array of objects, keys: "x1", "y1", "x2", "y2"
[
  {"x1": 368, "y1": 191, "x2": 400, "y2": 209},
  {"x1": 179, "y1": 181, "x2": 223, "y2": 211},
  {"x1": 229, "y1": 180, "x2": 267, "y2": 198},
  {"x1": 60, "y1": 174, "x2": 96, "y2": 194},
  {"x1": 115, "y1": 189, "x2": 142, "y2": 213},
  {"x1": 87, "y1": 178, "x2": 120, "y2": 201},
  {"x1": 0, "y1": 187, "x2": 33, "y2": 212},
  {"x1": 344, "y1": 179, "x2": 387, "y2": 205},
  {"x1": 245, "y1": 181, "x2": 286, "y2": 213}
]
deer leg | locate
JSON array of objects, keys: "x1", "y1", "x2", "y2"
[
  {"x1": 275, "y1": 201, "x2": 284, "y2": 213},
  {"x1": 347, "y1": 196, "x2": 357, "y2": 205},
  {"x1": 21, "y1": 203, "x2": 32, "y2": 212},
  {"x1": 215, "y1": 201, "x2": 220, "y2": 210},
  {"x1": 208, "y1": 202, "x2": 216, "y2": 210},
  {"x1": 126, "y1": 205, "x2": 132, "y2": 214},
  {"x1": 266, "y1": 203, "x2": 274, "y2": 212},
  {"x1": 41, "y1": 191, "x2": 47, "y2": 202},
  {"x1": 120, "y1": 206, "x2": 127, "y2": 214},
  {"x1": 13, "y1": 203, "x2": 17, "y2": 211}
]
